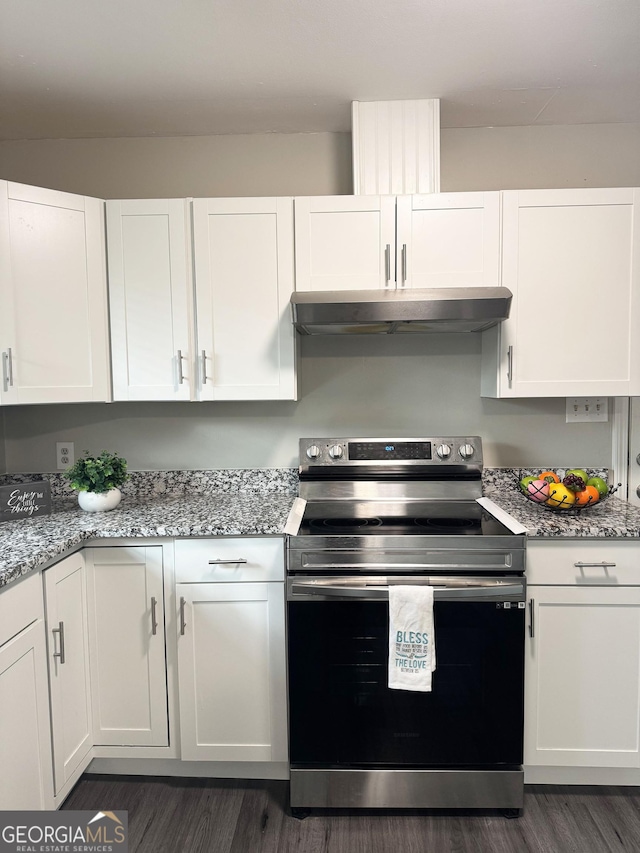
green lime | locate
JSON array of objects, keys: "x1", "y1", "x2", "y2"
[
  {"x1": 587, "y1": 476, "x2": 608, "y2": 497},
  {"x1": 519, "y1": 475, "x2": 537, "y2": 493}
]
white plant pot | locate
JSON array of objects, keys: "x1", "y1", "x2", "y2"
[{"x1": 77, "y1": 488, "x2": 122, "y2": 513}]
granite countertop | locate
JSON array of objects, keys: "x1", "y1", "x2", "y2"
[
  {"x1": 3, "y1": 464, "x2": 640, "y2": 593},
  {"x1": 0, "y1": 492, "x2": 296, "y2": 590}
]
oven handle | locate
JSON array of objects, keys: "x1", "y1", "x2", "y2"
[{"x1": 289, "y1": 579, "x2": 525, "y2": 602}]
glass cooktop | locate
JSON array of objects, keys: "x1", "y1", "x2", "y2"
[{"x1": 297, "y1": 501, "x2": 516, "y2": 537}]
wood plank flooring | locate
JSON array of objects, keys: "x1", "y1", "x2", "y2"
[{"x1": 63, "y1": 775, "x2": 640, "y2": 853}]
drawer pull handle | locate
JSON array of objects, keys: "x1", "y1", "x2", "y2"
[
  {"x1": 574, "y1": 561, "x2": 617, "y2": 568},
  {"x1": 528, "y1": 599, "x2": 534, "y2": 639},
  {"x1": 208, "y1": 559, "x2": 248, "y2": 565}
]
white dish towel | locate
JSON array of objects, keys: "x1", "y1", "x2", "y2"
[{"x1": 388, "y1": 585, "x2": 436, "y2": 692}]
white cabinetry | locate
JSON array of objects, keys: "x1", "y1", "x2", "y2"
[
  {"x1": 395, "y1": 193, "x2": 500, "y2": 289},
  {"x1": 175, "y1": 538, "x2": 288, "y2": 762},
  {"x1": 85, "y1": 546, "x2": 168, "y2": 747},
  {"x1": 0, "y1": 181, "x2": 110, "y2": 404},
  {"x1": 106, "y1": 200, "x2": 193, "y2": 401},
  {"x1": 43, "y1": 552, "x2": 93, "y2": 797},
  {"x1": 0, "y1": 573, "x2": 54, "y2": 810},
  {"x1": 192, "y1": 197, "x2": 296, "y2": 400},
  {"x1": 482, "y1": 188, "x2": 640, "y2": 398},
  {"x1": 294, "y1": 193, "x2": 500, "y2": 292},
  {"x1": 525, "y1": 540, "x2": 640, "y2": 783}
]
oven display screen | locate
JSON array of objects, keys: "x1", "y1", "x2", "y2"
[{"x1": 348, "y1": 442, "x2": 432, "y2": 461}]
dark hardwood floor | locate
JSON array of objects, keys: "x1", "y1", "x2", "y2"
[{"x1": 63, "y1": 775, "x2": 640, "y2": 853}]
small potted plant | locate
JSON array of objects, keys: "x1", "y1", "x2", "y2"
[{"x1": 65, "y1": 450, "x2": 129, "y2": 512}]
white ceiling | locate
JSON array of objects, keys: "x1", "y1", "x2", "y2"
[{"x1": 1, "y1": 0, "x2": 639, "y2": 141}]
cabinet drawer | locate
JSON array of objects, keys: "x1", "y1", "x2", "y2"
[
  {"x1": 527, "y1": 540, "x2": 640, "y2": 586},
  {"x1": 0, "y1": 573, "x2": 44, "y2": 648},
  {"x1": 174, "y1": 537, "x2": 285, "y2": 583}
]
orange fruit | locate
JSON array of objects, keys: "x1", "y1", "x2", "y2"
[
  {"x1": 575, "y1": 485, "x2": 599, "y2": 506},
  {"x1": 539, "y1": 470, "x2": 560, "y2": 484}
]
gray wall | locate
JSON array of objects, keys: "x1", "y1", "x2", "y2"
[
  {"x1": 1, "y1": 122, "x2": 638, "y2": 473},
  {"x1": 3, "y1": 336, "x2": 612, "y2": 472}
]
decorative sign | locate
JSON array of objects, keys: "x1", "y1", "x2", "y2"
[{"x1": 0, "y1": 480, "x2": 52, "y2": 522}]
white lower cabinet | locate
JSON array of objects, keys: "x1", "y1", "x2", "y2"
[
  {"x1": 43, "y1": 552, "x2": 93, "y2": 796},
  {"x1": 525, "y1": 540, "x2": 640, "y2": 783},
  {"x1": 175, "y1": 538, "x2": 288, "y2": 762},
  {"x1": 0, "y1": 573, "x2": 54, "y2": 809},
  {"x1": 85, "y1": 546, "x2": 168, "y2": 746}
]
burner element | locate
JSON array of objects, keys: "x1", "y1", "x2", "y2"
[
  {"x1": 310, "y1": 517, "x2": 383, "y2": 532},
  {"x1": 413, "y1": 517, "x2": 479, "y2": 529}
]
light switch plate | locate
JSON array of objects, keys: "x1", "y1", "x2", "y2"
[{"x1": 566, "y1": 398, "x2": 609, "y2": 423}]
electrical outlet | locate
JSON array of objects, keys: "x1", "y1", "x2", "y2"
[
  {"x1": 56, "y1": 441, "x2": 75, "y2": 470},
  {"x1": 565, "y1": 398, "x2": 609, "y2": 423}
]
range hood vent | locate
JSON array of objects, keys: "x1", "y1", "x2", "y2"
[{"x1": 291, "y1": 287, "x2": 512, "y2": 335}]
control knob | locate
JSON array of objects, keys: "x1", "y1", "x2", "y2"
[
  {"x1": 306, "y1": 445, "x2": 321, "y2": 460},
  {"x1": 329, "y1": 444, "x2": 344, "y2": 460},
  {"x1": 436, "y1": 444, "x2": 452, "y2": 460},
  {"x1": 459, "y1": 443, "x2": 475, "y2": 460}
]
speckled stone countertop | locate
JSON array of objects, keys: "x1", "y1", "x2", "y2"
[
  {"x1": 3, "y1": 465, "x2": 640, "y2": 592},
  {"x1": 484, "y1": 468, "x2": 640, "y2": 538},
  {"x1": 0, "y1": 469, "x2": 298, "y2": 590}
]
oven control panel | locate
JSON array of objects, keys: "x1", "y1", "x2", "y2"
[{"x1": 299, "y1": 437, "x2": 483, "y2": 467}]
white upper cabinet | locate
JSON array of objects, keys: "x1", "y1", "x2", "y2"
[
  {"x1": 0, "y1": 181, "x2": 110, "y2": 405},
  {"x1": 106, "y1": 199, "x2": 194, "y2": 401},
  {"x1": 192, "y1": 197, "x2": 297, "y2": 400},
  {"x1": 293, "y1": 193, "x2": 499, "y2": 293},
  {"x1": 294, "y1": 196, "x2": 397, "y2": 291},
  {"x1": 482, "y1": 188, "x2": 640, "y2": 398},
  {"x1": 396, "y1": 193, "x2": 500, "y2": 289}
]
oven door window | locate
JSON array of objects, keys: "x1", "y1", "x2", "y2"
[{"x1": 288, "y1": 600, "x2": 524, "y2": 767}]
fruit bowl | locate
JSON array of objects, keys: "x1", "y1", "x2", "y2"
[{"x1": 518, "y1": 470, "x2": 621, "y2": 513}]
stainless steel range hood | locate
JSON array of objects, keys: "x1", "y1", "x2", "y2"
[{"x1": 291, "y1": 287, "x2": 512, "y2": 335}]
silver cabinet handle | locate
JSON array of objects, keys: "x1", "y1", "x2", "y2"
[
  {"x1": 384, "y1": 244, "x2": 391, "y2": 285},
  {"x1": 151, "y1": 596, "x2": 158, "y2": 636},
  {"x1": 52, "y1": 621, "x2": 66, "y2": 664},
  {"x1": 2, "y1": 348, "x2": 13, "y2": 391},
  {"x1": 177, "y1": 350, "x2": 185, "y2": 385},
  {"x1": 507, "y1": 345, "x2": 513, "y2": 386},
  {"x1": 528, "y1": 599, "x2": 534, "y2": 639},
  {"x1": 201, "y1": 350, "x2": 207, "y2": 385},
  {"x1": 574, "y1": 561, "x2": 616, "y2": 568},
  {"x1": 179, "y1": 596, "x2": 186, "y2": 636},
  {"x1": 208, "y1": 558, "x2": 248, "y2": 565},
  {"x1": 401, "y1": 244, "x2": 407, "y2": 286}
]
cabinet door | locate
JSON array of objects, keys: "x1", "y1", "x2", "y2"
[
  {"x1": 43, "y1": 553, "x2": 93, "y2": 794},
  {"x1": 177, "y1": 582, "x2": 287, "y2": 762},
  {"x1": 193, "y1": 197, "x2": 296, "y2": 400},
  {"x1": 85, "y1": 546, "x2": 168, "y2": 747},
  {"x1": 484, "y1": 188, "x2": 640, "y2": 398},
  {"x1": 525, "y1": 585, "x2": 640, "y2": 769},
  {"x1": 0, "y1": 620, "x2": 55, "y2": 809},
  {"x1": 0, "y1": 181, "x2": 110, "y2": 404},
  {"x1": 106, "y1": 199, "x2": 193, "y2": 401},
  {"x1": 294, "y1": 195, "x2": 396, "y2": 292},
  {"x1": 396, "y1": 193, "x2": 500, "y2": 289}
]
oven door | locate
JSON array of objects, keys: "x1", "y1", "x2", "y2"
[{"x1": 287, "y1": 575, "x2": 525, "y2": 769}]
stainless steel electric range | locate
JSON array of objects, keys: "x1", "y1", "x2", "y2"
[{"x1": 286, "y1": 436, "x2": 526, "y2": 815}]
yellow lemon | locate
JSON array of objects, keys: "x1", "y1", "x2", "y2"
[{"x1": 545, "y1": 483, "x2": 576, "y2": 509}]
